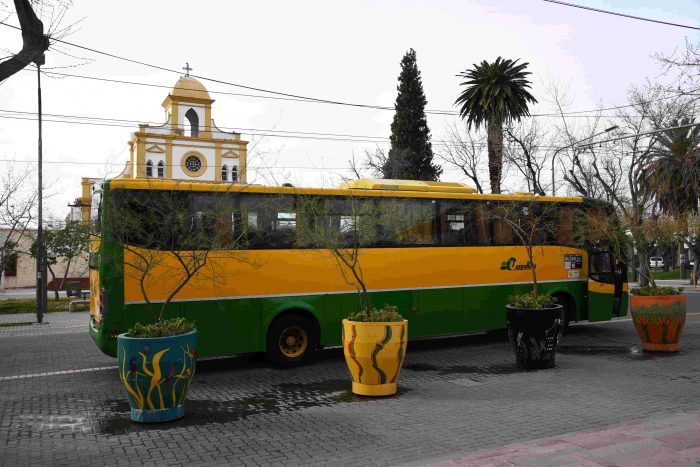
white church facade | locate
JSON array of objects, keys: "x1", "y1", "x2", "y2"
[{"x1": 124, "y1": 70, "x2": 248, "y2": 183}]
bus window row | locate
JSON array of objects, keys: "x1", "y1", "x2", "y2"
[{"x1": 110, "y1": 190, "x2": 607, "y2": 250}]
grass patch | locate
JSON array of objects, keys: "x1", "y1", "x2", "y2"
[
  {"x1": 0, "y1": 321, "x2": 33, "y2": 327},
  {"x1": 0, "y1": 298, "x2": 89, "y2": 315}
]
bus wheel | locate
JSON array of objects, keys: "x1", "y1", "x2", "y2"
[
  {"x1": 266, "y1": 314, "x2": 318, "y2": 368},
  {"x1": 553, "y1": 294, "x2": 572, "y2": 332}
]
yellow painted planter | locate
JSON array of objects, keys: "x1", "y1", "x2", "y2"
[{"x1": 341, "y1": 319, "x2": 408, "y2": 396}]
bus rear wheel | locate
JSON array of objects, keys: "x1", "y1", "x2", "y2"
[{"x1": 266, "y1": 314, "x2": 318, "y2": 368}]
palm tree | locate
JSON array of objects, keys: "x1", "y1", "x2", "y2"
[
  {"x1": 641, "y1": 118, "x2": 700, "y2": 279},
  {"x1": 455, "y1": 57, "x2": 537, "y2": 193}
]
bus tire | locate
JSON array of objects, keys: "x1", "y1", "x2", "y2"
[
  {"x1": 553, "y1": 294, "x2": 572, "y2": 332},
  {"x1": 266, "y1": 313, "x2": 319, "y2": 368}
]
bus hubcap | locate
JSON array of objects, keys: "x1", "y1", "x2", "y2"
[{"x1": 279, "y1": 326, "x2": 307, "y2": 358}]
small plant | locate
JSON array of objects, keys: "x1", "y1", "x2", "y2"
[
  {"x1": 127, "y1": 317, "x2": 196, "y2": 338},
  {"x1": 630, "y1": 286, "x2": 683, "y2": 296},
  {"x1": 508, "y1": 292, "x2": 556, "y2": 309},
  {"x1": 347, "y1": 305, "x2": 404, "y2": 322}
]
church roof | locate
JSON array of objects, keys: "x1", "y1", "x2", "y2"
[{"x1": 170, "y1": 76, "x2": 211, "y2": 100}]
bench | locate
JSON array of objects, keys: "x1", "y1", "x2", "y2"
[{"x1": 69, "y1": 300, "x2": 89, "y2": 312}]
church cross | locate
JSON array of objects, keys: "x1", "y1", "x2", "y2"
[{"x1": 183, "y1": 62, "x2": 192, "y2": 76}]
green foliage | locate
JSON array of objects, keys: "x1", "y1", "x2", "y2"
[
  {"x1": 128, "y1": 317, "x2": 196, "y2": 338},
  {"x1": 455, "y1": 57, "x2": 537, "y2": 194},
  {"x1": 0, "y1": 298, "x2": 87, "y2": 314},
  {"x1": 640, "y1": 117, "x2": 700, "y2": 217},
  {"x1": 383, "y1": 48, "x2": 441, "y2": 181},
  {"x1": 347, "y1": 305, "x2": 404, "y2": 322},
  {"x1": 508, "y1": 292, "x2": 556, "y2": 309},
  {"x1": 455, "y1": 57, "x2": 538, "y2": 128},
  {"x1": 630, "y1": 286, "x2": 683, "y2": 296}
]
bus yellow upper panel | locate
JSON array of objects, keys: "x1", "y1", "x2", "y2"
[
  {"x1": 340, "y1": 179, "x2": 477, "y2": 193},
  {"x1": 108, "y1": 178, "x2": 584, "y2": 203}
]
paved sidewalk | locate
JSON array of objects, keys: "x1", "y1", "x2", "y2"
[
  {"x1": 1, "y1": 297, "x2": 700, "y2": 465},
  {"x1": 433, "y1": 411, "x2": 700, "y2": 466}
]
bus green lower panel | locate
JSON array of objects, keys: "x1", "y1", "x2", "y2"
[
  {"x1": 588, "y1": 291, "x2": 613, "y2": 322},
  {"x1": 95, "y1": 280, "x2": 589, "y2": 358}
]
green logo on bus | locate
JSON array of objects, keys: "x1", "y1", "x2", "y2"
[{"x1": 500, "y1": 257, "x2": 534, "y2": 271}]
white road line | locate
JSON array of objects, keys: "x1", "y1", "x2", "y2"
[{"x1": 0, "y1": 365, "x2": 117, "y2": 382}]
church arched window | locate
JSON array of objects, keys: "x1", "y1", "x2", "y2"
[
  {"x1": 157, "y1": 160, "x2": 165, "y2": 178},
  {"x1": 184, "y1": 108, "x2": 199, "y2": 137},
  {"x1": 146, "y1": 160, "x2": 153, "y2": 177},
  {"x1": 231, "y1": 165, "x2": 238, "y2": 182},
  {"x1": 221, "y1": 164, "x2": 228, "y2": 181}
]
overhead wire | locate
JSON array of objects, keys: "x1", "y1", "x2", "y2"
[
  {"x1": 1, "y1": 20, "x2": 687, "y2": 118},
  {"x1": 542, "y1": 0, "x2": 700, "y2": 31}
]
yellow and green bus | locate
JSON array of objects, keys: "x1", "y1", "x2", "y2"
[{"x1": 88, "y1": 178, "x2": 628, "y2": 366}]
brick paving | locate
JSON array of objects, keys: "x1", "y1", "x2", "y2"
[{"x1": 1, "y1": 301, "x2": 700, "y2": 466}]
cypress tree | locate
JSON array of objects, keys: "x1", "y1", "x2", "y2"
[{"x1": 382, "y1": 48, "x2": 442, "y2": 181}]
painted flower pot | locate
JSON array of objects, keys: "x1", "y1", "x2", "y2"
[
  {"x1": 117, "y1": 329, "x2": 197, "y2": 423},
  {"x1": 342, "y1": 319, "x2": 407, "y2": 396},
  {"x1": 631, "y1": 294, "x2": 686, "y2": 352},
  {"x1": 506, "y1": 304, "x2": 563, "y2": 369}
]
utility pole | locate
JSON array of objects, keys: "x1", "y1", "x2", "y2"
[{"x1": 36, "y1": 59, "x2": 47, "y2": 323}]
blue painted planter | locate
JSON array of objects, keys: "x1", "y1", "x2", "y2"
[{"x1": 117, "y1": 330, "x2": 197, "y2": 423}]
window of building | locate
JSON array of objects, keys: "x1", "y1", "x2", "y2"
[
  {"x1": 3, "y1": 252, "x2": 17, "y2": 277},
  {"x1": 145, "y1": 160, "x2": 153, "y2": 178},
  {"x1": 231, "y1": 166, "x2": 238, "y2": 182},
  {"x1": 157, "y1": 161, "x2": 165, "y2": 178},
  {"x1": 184, "y1": 108, "x2": 199, "y2": 137},
  {"x1": 184, "y1": 155, "x2": 202, "y2": 173},
  {"x1": 222, "y1": 164, "x2": 228, "y2": 181}
]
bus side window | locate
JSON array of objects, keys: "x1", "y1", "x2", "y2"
[
  {"x1": 240, "y1": 194, "x2": 298, "y2": 248},
  {"x1": 378, "y1": 198, "x2": 435, "y2": 246},
  {"x1": 439, "y1": 200, "x2": 466, "y2": 245},
  {"x1": 491, "y1": 204, "x2": 514, "y2": 245},
  {"x1": 558, "y1": 206, "x2": 574, "y2": 246}
]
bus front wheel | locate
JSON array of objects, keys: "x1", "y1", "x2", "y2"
[{"x1": 266, "y1": 313, "x2": 319, "y2": 368}]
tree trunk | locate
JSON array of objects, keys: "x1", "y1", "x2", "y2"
[
  {"x1": 487, "y1": 120, "x2": 503, "y2": 194},
  {"x1": 47, "y1": 265, "x2": 59, "y2": 301}
]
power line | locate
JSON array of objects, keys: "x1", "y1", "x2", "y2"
[
  {"x1": 30, "y1": 68, "x2": 663, "y2": 119},
  {"x1": 0, "y1": 110, "x2": 585, "y2": 149},
  {"x1": 577, "y1": 121, "x2": 700, "y2": 148},
  {"x1": 1, "y1": 20, "x2": 679, "y2": 118},
  {"x1": 542, "y1": 0, "x2": 700, "y2": 31},
  {"x1": 0, "y1": 108, "x2": 390, "y2": 141}
]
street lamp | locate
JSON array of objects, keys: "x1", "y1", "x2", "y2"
[{"x1": 551, "y1": 125, "x2": 619, "y2": 196}]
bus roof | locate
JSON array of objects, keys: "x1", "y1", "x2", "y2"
[{"x1": 107, "y1": 178, "x2": 585, "y2": 203}]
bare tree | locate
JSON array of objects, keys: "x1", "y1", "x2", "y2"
[
  {"x1": 553, "y1": 80, "x2": 693, "y2": 286},
  {"x1": 504, "y1": 120, "x2": 550, "y2": 196},
  {"x1": 104, "y1": 182, "x2": 256, "y2": 325},
  {"x1": 0, "y1": 164, "x2": 36, "y2": 279},
  {"x1": 436, "y1": 122, "x2": 486, "y2": 194}
]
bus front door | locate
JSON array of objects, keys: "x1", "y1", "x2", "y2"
[{"x1": 587, "y1": 249, "x2": 622, "y2": 322}]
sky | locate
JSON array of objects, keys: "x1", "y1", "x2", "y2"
[{"x1": 1, "y1": 0, "x2": 699, "y2": 220}]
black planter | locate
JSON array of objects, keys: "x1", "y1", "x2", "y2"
[{"x1": 505, "y1": 304, "x2": 564, "y2": 369}]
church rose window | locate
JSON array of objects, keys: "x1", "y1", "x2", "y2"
[{"x1": 185, "y1": 155, "x2": 202, "y2": 173}]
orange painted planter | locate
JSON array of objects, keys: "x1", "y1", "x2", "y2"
[{"x1": 630, "y1": 294, "x2": 686, "y2": 352}]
